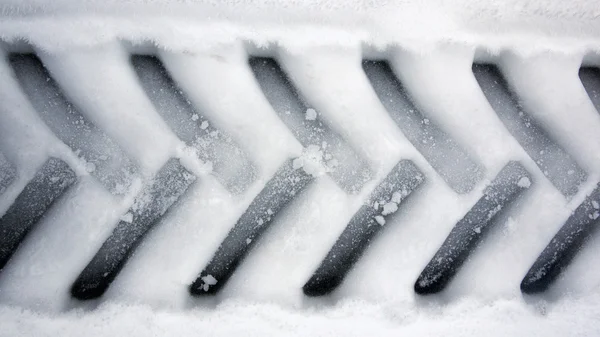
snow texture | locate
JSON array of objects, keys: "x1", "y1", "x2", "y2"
[{"x1": 0, "y1": 0, "x2": 600, "y2": 335}]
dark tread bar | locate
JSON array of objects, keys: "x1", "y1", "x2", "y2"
[
  {"x1": 131, "y1": 55, "x2": 257, "y2": 194},
  {"x1": 190, "y1": 159, "x2": 314, "y2": 295},
  {"x1": 473, "y1": 63, "x2": 586, "y2": 198},
  {"x1": 250, "y1": 57, "x2": 372, "y2": 194},
  {"x1": 303, "y1": 159, "x2": 424, "y2": 297},
  {"x1": 415, "y1": 161, "x2": 532, "y2": 295},
  {"x1": 0, "y1": 153, "x2": 16, "y2": 195},
  {"x1": 71, "y1": 159, "x2": 196, "y2": 300},
  {"x1": 579, "y1": 67, "x2": 600, "y2": 114},
  {"x1": 0, "y1": 158, "x2": 77, "y2": 270},
  {"x1": 363, "y1": 60, "x2": 483, "y2": 194},
  {"x1": 10, "y1": 53, "x2": 138, "y2": 195},
  {"x1": 521, "y1": 184, "x2": 600, "y2": 294}
]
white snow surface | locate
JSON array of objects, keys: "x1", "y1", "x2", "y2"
[{"x1": 1, "y1": 0, "x2": 600, "y2": 336}]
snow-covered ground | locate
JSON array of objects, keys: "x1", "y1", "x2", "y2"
[{"x1": 1, "y1": 0, "x2": 600, "y2": 336}]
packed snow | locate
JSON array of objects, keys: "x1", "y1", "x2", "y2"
[
  {"x1": 305, "y1": 108, "x2": 317, "y2": 121},
  {"x1": 518, "y1": 176, "x2": 532, "y2": 188},
  {"x1": 0, "y1": 0, "x2": 600, "y2": 336}
]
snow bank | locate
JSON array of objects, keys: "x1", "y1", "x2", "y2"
[{"x1": 2, "y1": 295, "x2": 600, "y2": 337}]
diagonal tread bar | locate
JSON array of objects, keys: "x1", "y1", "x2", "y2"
[
  {"x1": 363, "y1": 60, "x2": 483, "y2": 194},
  {"x1": 415, "y1": 161, "x2": 532, "y2": 295},
  {"x1": 303, "y1": 159, "x2": 424, "y2": 297},
  {"x1": 579, "y1": 66, "x2": 600, "y2": 114},
  {"x1": 0, "y1": 152, "x2": 16, "y2": 195},
  {"x1": 473, "y1": 63, "x2": 586, "y2": 198},
  {"x1": 0, "y1": 158, "x2": 77, "y2": 270},
  {"x1": 250, "y1": 57, "x2": 372, "y2": 194},
  {"x1": 71, "y1": 159, "x2": 196, "y2": 300},
  {"x1": 521, "y1": 184, "x2": 600, "y2": 294},
  {"x1": 10, "y1": 53, "x2": 138, "y2": 195},
  {"x1": 131, "y1": 55, "x2": 257, "y2": 194},
  {"x1": 190, "y1": 159, "x2": 314, "y2": 295}
]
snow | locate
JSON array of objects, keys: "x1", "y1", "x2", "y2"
[
  {"x1": 292, "y1": 145, "x2": 328, "y2": 177},
  {"x1": 517, "y1": 176, "x2": 531, "y2": 188},
  {"x1": 120, "y1": 212, "x2": 134, "y2": 223},
  {"x1": 85, "y1": 162, "x2": 96, "y2": 173},
  {"x1": 305, "y1": 108, "x2": 317, "y2": 121},
  {"x1": 374, "y1": 215, "x2": 386, "y2": 226},
  {"x1": 200, "y1": 274, "x2": 218, "y2": 291},
  {"x1": 0, "y1": 0, "x2": 600, "y2": 335},
  {"x1": 381, "y1": 202, "x2": 398, "y2": 216},
  {"x1": 391, "y1": 192, "x2": 402, "y2": 203},
  {"x1": 0, "y1": 296, "x2": 598, "y2": 337}
]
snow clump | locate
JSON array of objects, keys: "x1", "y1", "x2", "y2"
[
  {"x1": 305, "y1": 108, "x2": 317, "y2": 121},
  {"x1": 293, "y1": 145, "x2": 327, "y2": 177}
]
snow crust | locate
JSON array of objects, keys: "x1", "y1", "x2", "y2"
[
  {"x1": 1, "y1": 1, "x2": 600, "y2": 335},
  {"x1": 1, "y1": 1, "x2": 600, "y2": 55},
  {"x1": 2, "y1": 295, "x2": 600, "y2": 336}
]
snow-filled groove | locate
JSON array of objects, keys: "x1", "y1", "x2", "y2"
[
  {"x1": 415, "y1": 161, "x2": 531, "y2": 295},
  {"x1": 363, "y1": 60, "x2": 483, "y2": 194},
  {"x1": 190, "y1": 159, "x2": 313, "y2": 295},
  {"x1": 0, "y1": 158, "x2": 77, "y2": 271},
  {"x1": 71, "y1": 159, "x2": 196, "y2": 300},
  {"x1": 472, "y1": 63, "x2": 587, "y2": 198},
  {"x1": 303, "y1": 159, "x2": 424, "y2": 297},
  {"x1": 521, "y1": 184, "x2": 600, "y2": 294}
]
